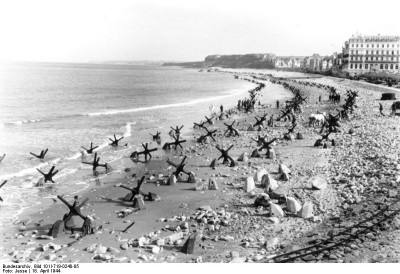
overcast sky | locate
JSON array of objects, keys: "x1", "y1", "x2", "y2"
[{"x1": 1, "y1": 0, "x2": 400, "y2": 63}]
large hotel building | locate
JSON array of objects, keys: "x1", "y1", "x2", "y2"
[{"x1": 342, "y1": 35, "x2": 400, "y2": 75}]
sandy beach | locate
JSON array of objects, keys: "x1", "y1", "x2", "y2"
[{"x1": 1, "y1": 68, "x2": 400, "y2": 264}]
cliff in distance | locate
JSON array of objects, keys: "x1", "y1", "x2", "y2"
[{"x1": 163, "y1": 53, "x2": 276, "y2": 69}]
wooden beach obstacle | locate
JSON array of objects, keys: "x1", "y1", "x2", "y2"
[
  {"x1": 109, "y1": 134, "x2": 124, "y2": 147},
  {"x1": 162, "y1": 135, "x2": 187, "y2": 150},
  {"x1": 36, "y1": 166, "x2": 58, "y2": 185},
  {"x1": 166, "y1": 156, "x2": 190, "y2": 180},
  {"x1": 130, "y1": 143, "x2": 157, "y2": 162},
  {"x1": 215, "y1": 144, "x2": 236, "y2": 167},
  {"x1": 0, "y1": 153, "x2": 5, "y2": 164},
  {"x1": 119, "y1": 176, "x2": 146, "y2": 201},
  {"x1": 82, "y1": 152, "x2": 109, "y2": 174},
  {"x1": 197, "y1": 126, "x2": 217, "y2": 143},
  {"x1": 48, "y1": 195, "x2": 94, "y2": 238},
  {"x1": 81, "y1": 142, "x2": 98, "y2": 154},
  {"x1": 30, "y1": 148, "x2": 48, "y2": 159},
  {"x1": 0, "y1": 180, "x2": 7, "y2": 202}
]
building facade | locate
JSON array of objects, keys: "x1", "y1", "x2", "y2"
[{"x1": 342, "y1": 34, "x2": 400, "y2": 76}]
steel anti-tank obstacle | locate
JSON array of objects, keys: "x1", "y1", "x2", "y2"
[
  {"x1": 109, "y1": 134, "x2": 124, "y2": 147},
  {"x1": 30, "y1": 149, "x2": 48, "y2": 159},
  {"x1": 81, "y1": 142, "x2": 98, "y2": 154},
  {"x1": 37, "y1": 166, "x2": 59, "y2": 184}
]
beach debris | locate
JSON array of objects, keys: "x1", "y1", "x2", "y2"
[
  {"x1": 188, "y1": 171, "x2": 196, "y2": 183},
  {"x1": 82, "y1": 152, "x2": 108, "y2": 173},
  {"x1": 283, "y1": 123, "x2": 297, "y2": 140},
  {"x1": 0, "y1": 180, "x2": 8, "y2": 202},
  {"x1": 130, "y1": 143, "x2": 157, "y2": 162},
  {"x1": 0, "y1": 153, "x2": 5, "y2": 164},
  {"x1": 119, "y1": 175, "x2": 146, "y2": 201},
  {"x1": 109, "y1": 134, "x2": 124, "y2": 147},
  {"x1": 36, "y1": 166, "x2": 58, "y2": 185},
  {"x1": 162, "y1": 135, "x2": 187, "y2": 150},
  {"x1": 224, "y1": 121, "x2": 240, "y2": 137},
  {"x1": 251, "y1": 149, "x2": 261, "y2": 158},
  {"x1": 50, "y1": 195, "x2": 94, "y2": 237},
  {"x1": 181, "y1": 233, "x2": 199, "y2": 254},
  {"x1": 209, "y1": 158, "x2": 219, "y2": 168},
  {"x1": 81, "y1": 142, "x2": 98, "y2": 154},
  {"x1": 170, "y1": 125, "x2": 184, "y2": 138},
  {"x1": 30, "y1": 148, "x2": 48, "y2": 159},
  {"x1": 197, "y1": 126, "x2": 217, "y2": 143},
  {"x1": 215, "y1": 144, "x2": 236, "y2": 167},
  {"x1": 261, "y1": 174, "x2": 279, "y2": 191},
  {"x1": 254, "y1": 168, "x2": 268, "y2": 183},
  {"x1": 167, "y1": 156, "x2": 190, "y2": 178}
]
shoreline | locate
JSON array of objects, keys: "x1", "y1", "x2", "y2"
[{"x1": 2, "y1": 68, "x2": 400, "y2": 264}]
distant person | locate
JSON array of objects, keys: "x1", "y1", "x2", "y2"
[
  {"x1": 220, "y1": 104, "x2": 223, "y2": 113},
  {"x1": 379, "y1": 103, "x2": 385, "y2": 116},
  {"x1": 319, "y1": 95, "x2": 322, "y2": 103},
  {"x1": 276, "y1": 100, "x2": 280, "y2": 109}
]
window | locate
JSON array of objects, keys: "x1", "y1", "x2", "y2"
[
  {"x1": 365, "y1": 64, "x2": 368, "y2": 69},
  {"x1": 351, "y1": 57, "x2": 353, "y2": 60},
  {"x1": 372, "y1": 44, "x2": 374, "y2": 48},
  {"x1": 367, "y1": 44, "x2": 369, "y2": 48},
  {"x1": 381, "y1": 57, "x2": 384, "y2": 60},
  {"x1": 366, "y1": 57, "x2": 369, "y2": 60},
  {"x1": 351, "y1": 50, "x2": 354, "y2": 54},
  {"x1": 392, "y1": 51, "x2": 395, "y2": 55},
  {"x1": 385, "y1": 64, "x2": 388, "y2": 69},
  {"x1": 366, "y1": 50, "x2": 369, "y2": 54},
  {"x1": 387, "y1": 44, "x2": 389, "y2": 48},
  {"x1": 390, "y1": 64, "x2": 393, "y2": 69},
  {"x1": 361, "y1": 44, "x2": 363, "y2": 47},
  {"x1": 350, "y1": 64, "x2": 353, "y2": 69},
  {"x1": 396, "y1": 65, "x2": 399, "y2": 69},
  {"x1": 387, "y1": 50, "x2": 390, "y2": 54},
  {"x1": 380, "y1": 64, "x2": 383, "y2": 69},
  {"x1": 382, "y1": 44, "x2": 385, "y2": 48},
  {"x1": 356, "y1": 44, "x2": 358, "y2": 47}
]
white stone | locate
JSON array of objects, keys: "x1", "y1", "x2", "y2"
[
  {"x1": 245, "y1": 177, "x2": 255, "y2": 192},
  {"x1": 166, "y1": 232, "x2": 183, "y2": 243},
  {"x1": 301, "y1": 201, "x2": 314, "y2": 219},
  {"x1": 265, "y1": 237, "x2": 279, "y2": 248},
  {"x1": 261, "y1": 174, "x2": 279, "y2": 190},
  {"x1": 208, "y1": 178, "x2": 219, "y2": 190},
  {"x1": 278, "y1": 163, "x2": 291, "y2": 174},
  {"x1": 286, "y1": 197, "x2": 302, "y2": 214},
  {"x1": 254, "y1": 168, "x2": 268, "y2": 183},
  {"x1": 280, "y1": 170, "x2": 289, "y2": 181},
  {"x1": 311, "y1": 176, "x2": 327, "y2": 190},
  {"x1": 169, "y1": 175, "x2": 177, "y2": 185},
  {"x1": 269, "y1": 203, "x2": 285, "y2": 218}
]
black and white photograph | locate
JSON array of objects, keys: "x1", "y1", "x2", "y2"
[{"x1": 1, "y1": 0, "x2": 400, "y2": 269}]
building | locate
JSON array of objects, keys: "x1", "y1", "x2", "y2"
[{"x1": 342, "y1": 34, "x2": 400, "y2": 76}]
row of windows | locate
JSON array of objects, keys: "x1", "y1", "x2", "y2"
[
  {"x1": 351, "y1": 43, "x2": 399, "y2": 48},
  {"x1": 351, "y1": 50, "x2": 399, "y2": 55},
  {"x1": 351, "y1": 56, "x2": 398, "y2": 61},
  {"x1": 350, "y1": 64, "x2": 399, "y2": 70}
]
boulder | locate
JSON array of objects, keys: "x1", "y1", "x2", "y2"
[
  {"x1": 247, "y1": 125, "x2": 254, "y2": 131},
  {"x1": 195, "y1": 180, "x2": 206, "y2": 191},
  {"x1": 188, "y1": 172, "x2": 196, "y2": 183},
  {"x1": 210, "y1": 158, "x2": 218, "y2": 168},
  {"x1": 300, "y1": 201, "x2": 314, "y2": 219},
  {"x1": 251, "y1": 149, "x2": 261, "y2": 158},
  {"x1": 268, "y1": 149, "x2": 276, "y2": 159},
  {"x1": 278, "y1": 163, "x2": 291, "y2": 174},
  {"x1": 181, "y1": 233, "x2": 199, "y2": 254},
  {"x1": 261, "y1": 174, "x2": 279, "y2": 191},
  {"x1": 254, "y1": 193, "x2": 270, "y2": 207},
  {"x1": 254, "y1": 168, "x2": 268, "y2": 183},
  {"x1": 166, "y1": 232, "x2": 184, "y2": 244},
  {"x1": 269, "y1": 202, "x2": 285, "y2": 218},
  {"x1": 133, "y1": 195, "x2": 145, "y2": 210},
  {"x1": 237, "y1": 153, "x2": 248, "y2": 162},
  {"x1": 244, "y1": 177, "x2": 255, "y2": 192},
  {"x1": 245, "y1": 177, "x2": 255, "y2": 192},
  {"x1": 169, "y1": 175, "x2": 177, "y2": 186},
  {"x1": 286, "y1": 197, "x2": 302, "y2": 214},
  {"x1": 296, "y1": 132, "x2": 304, "y2": 140},
  {"x1": 280, "y1": 170, "x2": 289, "y2": 181},
  {"x1": 208, "y1": 178, "x2": 219, "y2": 190},
  {"x1": 269, "y1": 186, "x2": 287, "y2": 202},
  {"x1": 311, "y1": 176, "x2": 327, "y2": 190}
]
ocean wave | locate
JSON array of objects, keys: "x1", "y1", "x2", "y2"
[
  {"x1": 85, "y1": 88, "x2": 248, "y2": 116},
  {"x1": 0, "y1": 157, "x2": 61, "y2": 181},
  {"x1": 2, "y1": 119, "x2": 42, "y2": 126}
]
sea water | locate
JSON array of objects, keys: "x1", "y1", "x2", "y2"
[{"x1": 0, "y1": 62, "x2": 291, "y2": 227}]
